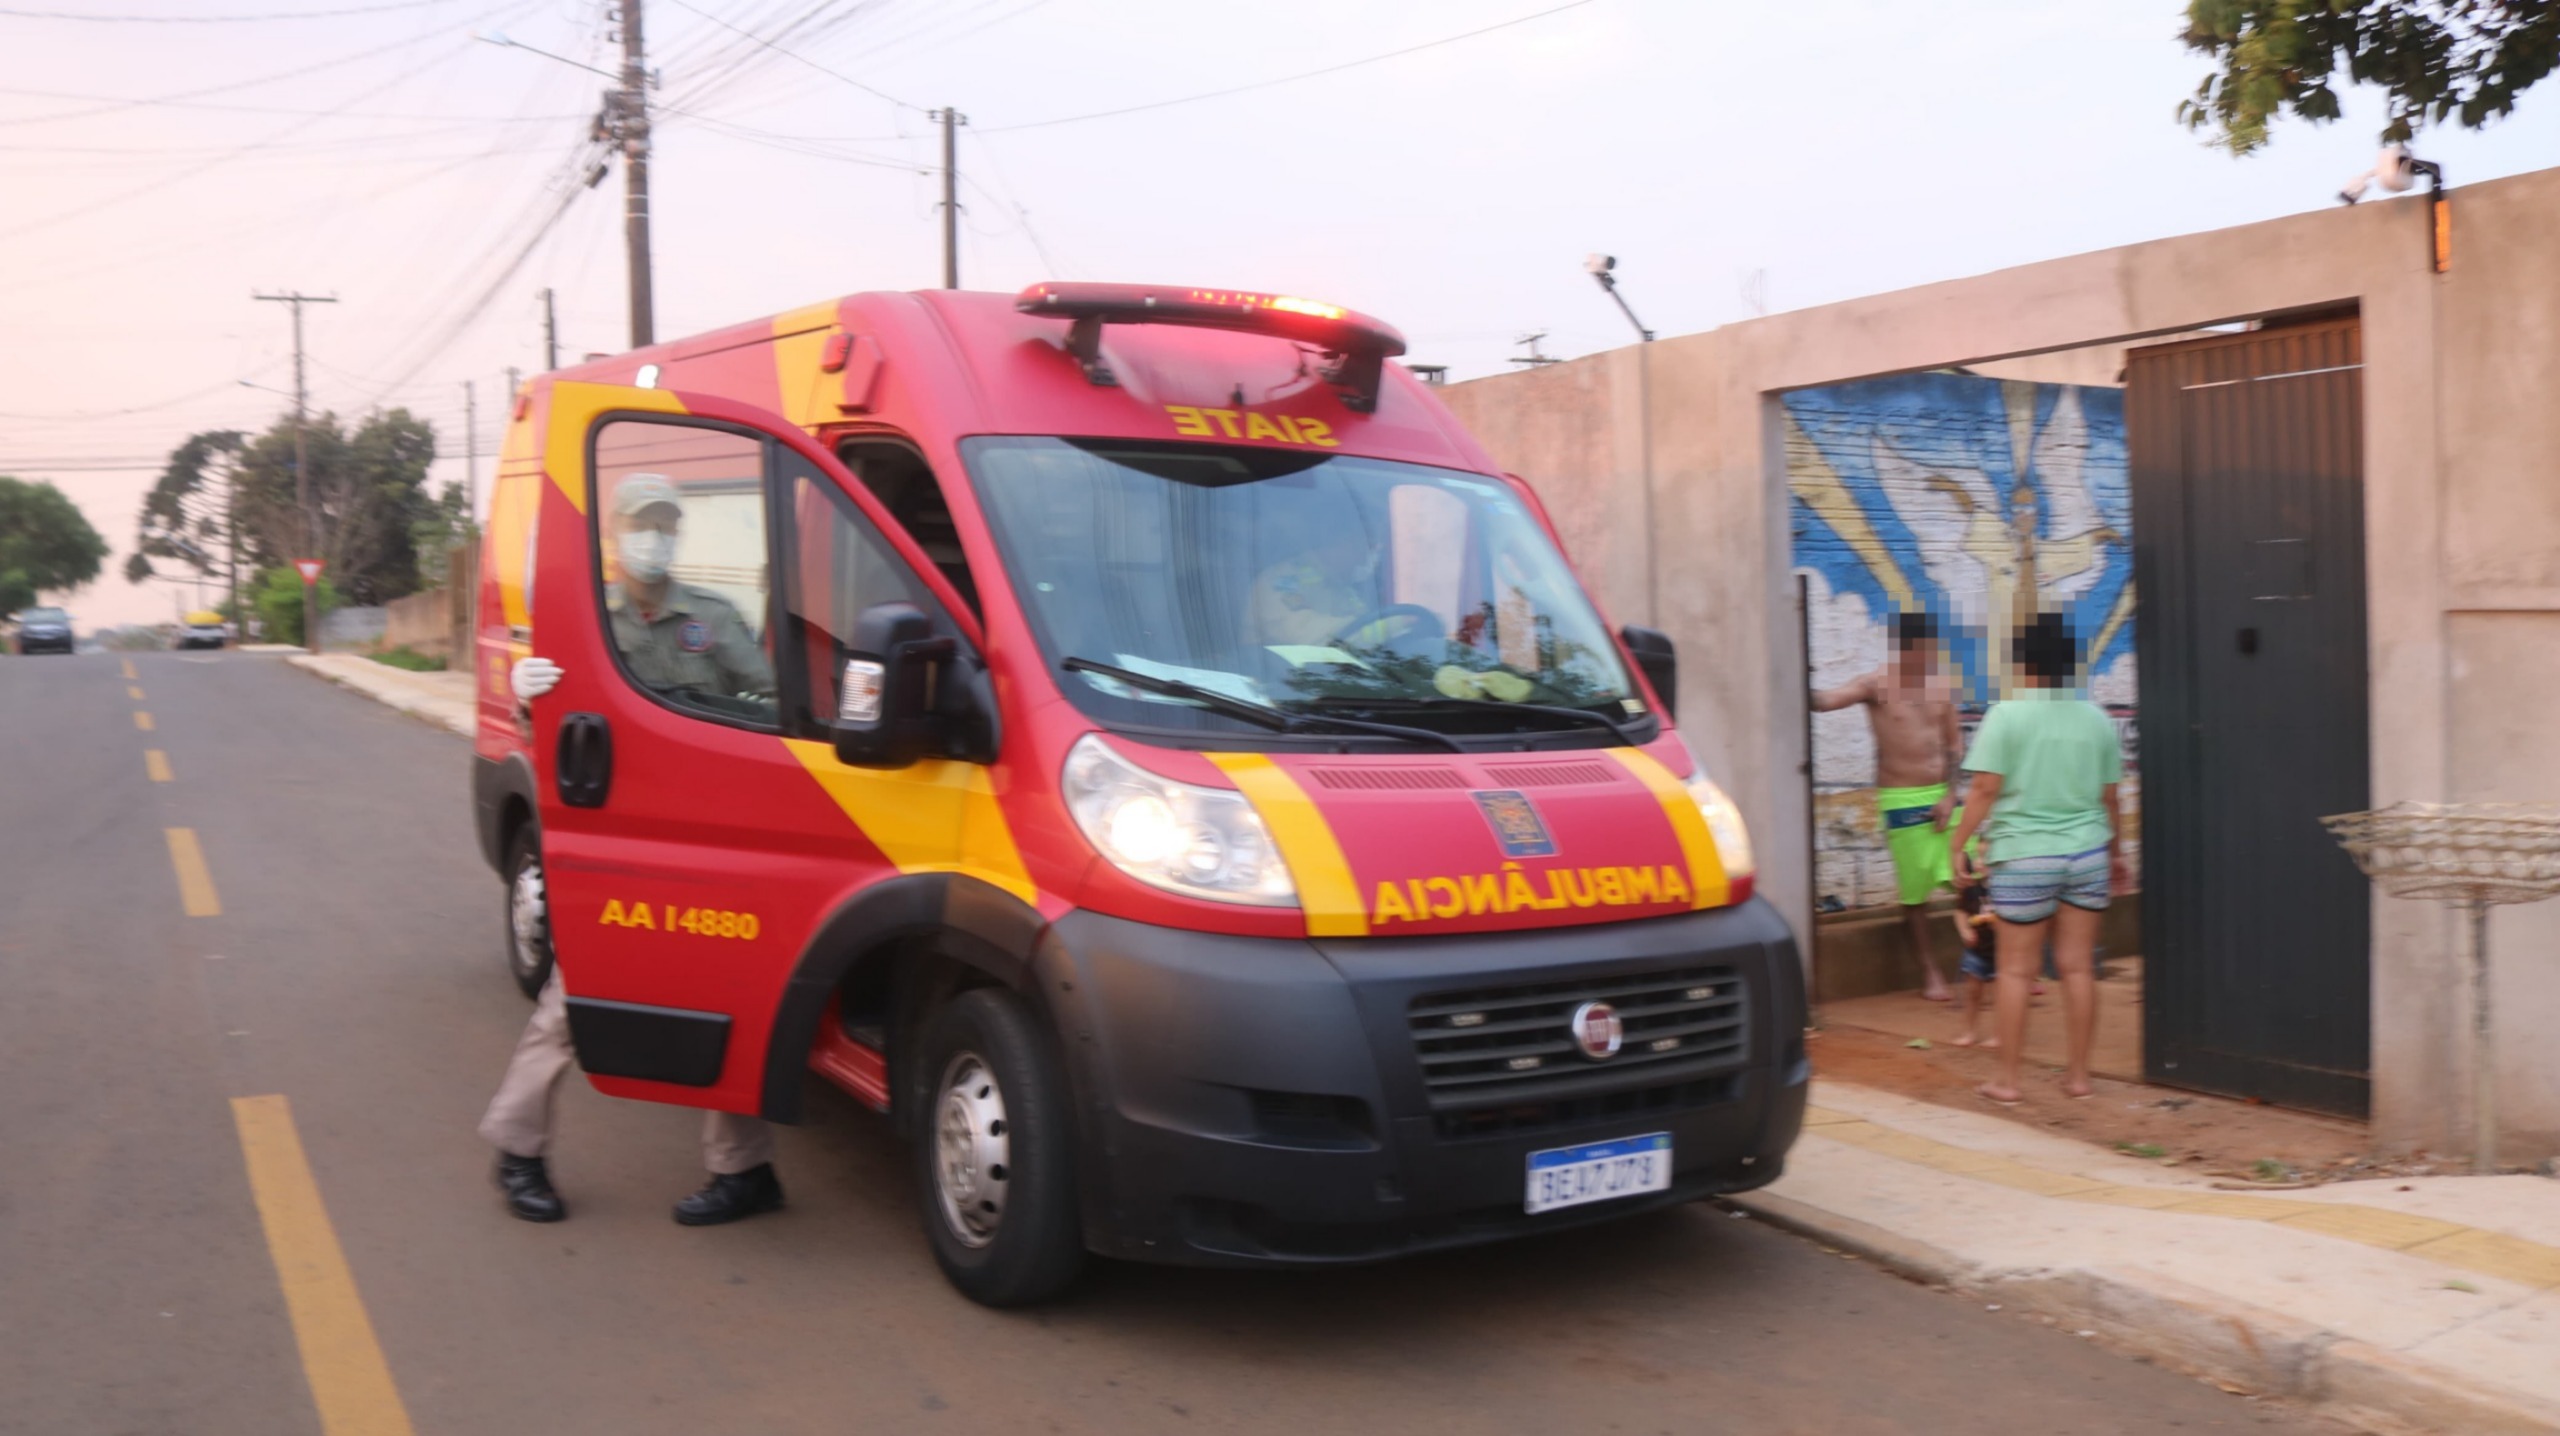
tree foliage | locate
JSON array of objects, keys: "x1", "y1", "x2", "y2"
[
  {"x1": 0, "y1": 475, "x2": 110, "y2": 614},
  {"x1": 2182, "y1": 1, "x2": 2560, "y2": 153},
  {"x1": 128, "y1": 408, "x2": 441, "y2": 606},
  {"x1": 411, "y1": 479, "x2": 477, "y2": 588},
  {"x1": 125, "y1": 429, "x2": 245, "y2": 587},
  {"x1": 251, "y1": 564, "x2": 340, "y2": 648}
]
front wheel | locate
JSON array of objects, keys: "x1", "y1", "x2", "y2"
[
  {"x1": 502, "y1": 825, "x2": 553, "y2": 1000},
  {"x1": 912, "y1": 987, "x2": 1084, "y2": 1307}
]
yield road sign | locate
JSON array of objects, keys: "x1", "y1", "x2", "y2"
[{"x1": 293, "y1": 559, "x2": 325, "y2": 585}]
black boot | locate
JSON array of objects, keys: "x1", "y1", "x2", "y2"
[
  {"x1": 672, "y1": 1163, "x2": 785, "y2": 1226},
  {"x1": 494, "y1": 1153, "x2": 566, "y2": 1223}
]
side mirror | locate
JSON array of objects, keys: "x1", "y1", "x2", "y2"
[
  {"x1": 833, "y1": 603, "x2": 955, "y2": 769},
  {"x1": 1620, "y1": 624, "x2": 1677, "y2": 721}
]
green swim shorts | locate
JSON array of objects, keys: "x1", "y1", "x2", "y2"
[{"x1": 1878, "y1": 783, "x2": 1958, "y2": 907}]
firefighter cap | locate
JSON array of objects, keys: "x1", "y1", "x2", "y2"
[{"x1": 613, "y1": 473, "x2": 683, "y2": 517}]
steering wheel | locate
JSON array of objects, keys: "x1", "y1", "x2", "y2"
[{"x1": 1329, "y1": 603, "x2": 1448, "y2": 649}]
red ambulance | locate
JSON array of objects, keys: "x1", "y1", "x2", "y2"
[{"x1": 470, "y1": 283, "x2": 1806, "y2": 1305}]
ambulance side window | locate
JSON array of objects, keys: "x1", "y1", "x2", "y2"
[
  {"x1": 779, "y1": 456, "x2": 948, "y2": 740},
  {"x1": 837, "y1": 439, "x2": 980, "y2": 617},
  {"x1": 589, "y1": 420, "x2": 779, "y2": 730}
]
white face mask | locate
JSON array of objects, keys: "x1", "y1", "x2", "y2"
[{"x1": 618, "y1": 528, "x2": 676, "y2": 584}]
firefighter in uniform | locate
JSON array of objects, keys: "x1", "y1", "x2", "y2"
[{"x1": 480, "y1": 474, "x2": 785, "y2": 1226}]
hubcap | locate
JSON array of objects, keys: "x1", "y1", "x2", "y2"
[
  {"x1": 509, "y1": 858, "x2": 549, "y2": 981},
  {"x1": 932, "y1": 1053, "x2": 1010, "y2": 1249}
]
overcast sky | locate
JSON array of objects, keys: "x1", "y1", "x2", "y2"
[{"x1": 6, "y1": 0, "x2": 2555, "y2": 627}]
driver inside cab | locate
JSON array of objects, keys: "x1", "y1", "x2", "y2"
[{"x1": 606, "y1": 473, "x2": 774, "y2": 706}]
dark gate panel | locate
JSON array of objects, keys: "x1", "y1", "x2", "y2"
[{"x1": 2127, "y1": 318, "x2": 2371, "y2": 1116}]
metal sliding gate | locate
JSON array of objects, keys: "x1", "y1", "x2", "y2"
[{"x1": 2126, "y1": 317, "x2": 2372, "y2": 1116}]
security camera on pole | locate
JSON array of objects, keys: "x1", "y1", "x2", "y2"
[
  {"x1": 2336, "y1": 143, "x2": 2451, "y2": 273},
  {"x1": 1584, "y1": 253, "x2": 1654, "y2": 344}
]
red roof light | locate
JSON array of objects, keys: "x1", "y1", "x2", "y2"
[{"x1": 1016, "y1": 282, "x2": 1406, "y2": 412}]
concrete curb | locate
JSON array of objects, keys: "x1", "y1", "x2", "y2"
[
  {"x1": 285, "y1": 653, "x2": 473, "y2": 738},
  {"x1": 1721, "y1": 1190, "x2": 2560, "y2": 1434}
]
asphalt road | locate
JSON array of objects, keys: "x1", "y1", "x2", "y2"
[{"x1": 0, "y1": 648, "x2": 2337, "y2": 1436}]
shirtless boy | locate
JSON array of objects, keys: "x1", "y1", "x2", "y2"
[{"x1": 1812, "y1": 611, "x2": 1966, "y2": 1001}]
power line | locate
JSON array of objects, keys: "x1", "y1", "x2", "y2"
[
  {"x1": 362, "y1": 169, "x2": 591, "y2": 399},
  {"x1": 661, "y1": 0, "x2": 916, "y2": 112},
  {"x1": 0, "y1": 1, "x2": 456, "y2": 19},
  {"x1": 0, "y1": 30, "x2": 489, "y2": 241},
  {"x1": 0, "y1": 84, "x2": 580, "y2": 123},
  {"x1": 0, "y1": 0, "x2": 528, "y2": 128},
  {"x1": 838, "y1": 0, "x2": 1050, "y2": 67},
  {"x1": 658, "y1": 107, "x2": 926, "y2": 171},
  {"x1": 965, "y1": 127, "x2": 1064, "y2": 276},
  {"x1": 0, "y1": 368, "x2": 286, "y2": 422},
  {"x1": 979, "y1": 0, "x2": 1603, "y2": 133}
]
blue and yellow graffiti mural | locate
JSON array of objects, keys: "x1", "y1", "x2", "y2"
[{"x1": 1787, "y1": 371, "x2": 2138, "y2": 908}]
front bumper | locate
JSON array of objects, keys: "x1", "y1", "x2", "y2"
[
  {"x1": 16, "y1": 632, "x2": 71, "y2": 653},
  {"x1": 1034, "y1": 899, "x2": 1808, "y2": 1267}
]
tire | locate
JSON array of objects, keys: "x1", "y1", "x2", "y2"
[
  {"x1": 912, "y1": 987, "x2": 1085, "y2": 1307},
  {"x1": 501, "y1": 824, "x2": 553, "y2": 1000}
]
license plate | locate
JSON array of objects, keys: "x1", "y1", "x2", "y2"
[{"x1": 1524, "y1": 1132, "x2": 1673, "y2": 1214}]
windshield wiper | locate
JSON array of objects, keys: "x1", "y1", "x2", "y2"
[
  {"x1": 1300, "y1": 694, "x2": 1641, "y2": 746},
  {"x1": 1062, "y1": 657, "x2": 1465, "y2": 752}
]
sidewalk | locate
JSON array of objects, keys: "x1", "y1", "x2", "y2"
[
  {"x1": 285, "y1": 652, "x2": 473, "y2": 738},
  {"x1": 1736, "y1": 1080, "x2": 2560, "y2": 1433}
]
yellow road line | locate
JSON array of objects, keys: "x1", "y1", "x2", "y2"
[
  {"x1": 135, "y1": 710, "x2": 155, "y2": 731},
  {"x1": 230, "y1": 1095, "x2": 416, "y2": 1436},
  {"x1": 128, "y1": 684, "x2": 145, "y2": 700},
  {"x1": 145, "y1": 749, "x2": 172, "y2": 783},
  {"x1": 121, "y1": 657, "x2": 136, "y2": 679},
  {"x1": 1802, "y1": 1103, "x2": 2560, "y2": 1286},
  {"x1": 164, "y1": 827, "x2": 220, "y2": 916}
]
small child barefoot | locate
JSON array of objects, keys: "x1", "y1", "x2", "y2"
[{"x1": 1950, "y1": 886, "x2": 1996, "y2": 1048}]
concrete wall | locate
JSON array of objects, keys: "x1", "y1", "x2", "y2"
[
  {"x1": 377, "y1": 545, "x2": 478, "y2": 659},
  {"x1": 1437, "y1": 166, "x2": 2560, "y2": 1160},
  {"x1": 382, "y1": 589, "x2": 451, "y2": 655},
  {"x1": 317, "y1": 605, "x2": 387, "y2": 654}
]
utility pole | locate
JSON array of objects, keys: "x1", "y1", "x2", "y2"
[
  {"x1": 464, "y1": 379, "x2": 479, "y2": 529},
  {"x1": 254, "y1": 290, "x2": 337, "y2": 651},
  {"x1": 226, "y1": 453, "x2": 241, "y2": 636},
  {"x1": 598, "y1": 0, "x2": 654, "y2": 346},
  {"x1": 932, "y1": 107, "x2": 965, "y2": 288},
  {"x1": 541, "y1": 287, "x2": 560, "y2": 371}
]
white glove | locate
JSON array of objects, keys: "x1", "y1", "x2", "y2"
[{"x1": 511, "y1": 655, "x2": 564, "y2": 704}]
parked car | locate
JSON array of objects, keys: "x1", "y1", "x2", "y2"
[
  {"x1": 177, "y1": 610, "x2": 228, "y2": 649},
  {"x1": 13, "y1": 607, "x2": 74, "y2": 654}
]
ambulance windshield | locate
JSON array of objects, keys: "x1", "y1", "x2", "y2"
[{"x1": 964, "y1": 438, "x2": 1649, "y2": 743}]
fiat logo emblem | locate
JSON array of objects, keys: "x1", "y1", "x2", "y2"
[{"x1": 1569, "y1": 1001, "x2": 1623, "y2": 1060}]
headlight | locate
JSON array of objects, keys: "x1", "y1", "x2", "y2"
[
  {"x1": 1677, "y1": 738, "x2": 1755, "y2": 882},
  {"x1": 1062, "y1": 734, "x2": 1297, "y2": 906}
]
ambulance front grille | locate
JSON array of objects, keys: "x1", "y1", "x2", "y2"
[{"x1": 1406, "y1": 966, "x2": 1748, "y2": 1112}]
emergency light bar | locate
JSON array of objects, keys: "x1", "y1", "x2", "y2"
[{"x1": 1015, "y1": 282, "x2": 1408, "y2": 413}]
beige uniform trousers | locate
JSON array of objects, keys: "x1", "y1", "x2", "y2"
[{"x1": 477, "y1": 967, "x2": 777, "y2": 1175}]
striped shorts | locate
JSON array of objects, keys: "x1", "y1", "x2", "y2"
[{"x1": 1985, "y1": 846, "x2": 2110, "y2": 924}]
